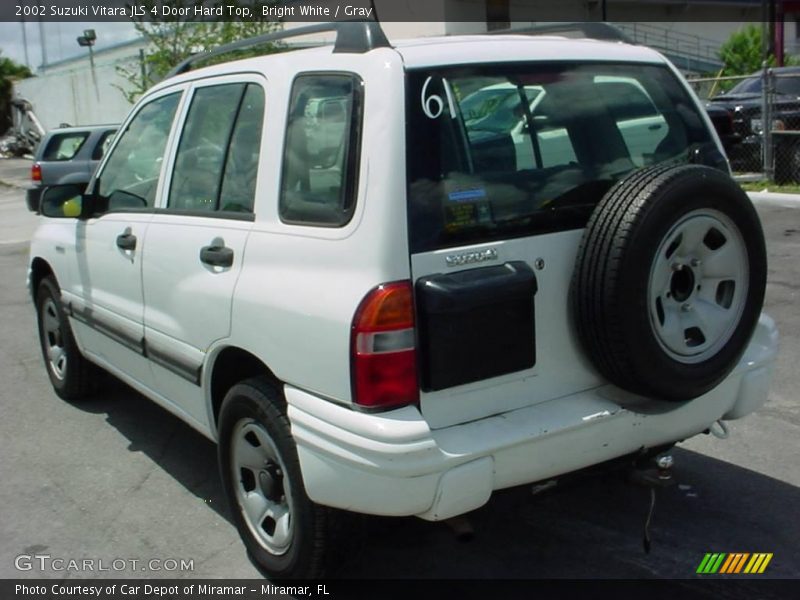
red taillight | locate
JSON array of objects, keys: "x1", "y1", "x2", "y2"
[
  {"x1": 31, "y1": 163, "x2": 41, "y2": 183},
  {"x1": 351, "y1": 281, "x2": 419, "y2": 410}
]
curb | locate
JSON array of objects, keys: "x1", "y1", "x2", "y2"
[
  {"x1": 747, "y1": 191, "x2": 800, "y2": 205},
  {"x1": 0, "y1": 179, "x2": 26, "y2": 191}
]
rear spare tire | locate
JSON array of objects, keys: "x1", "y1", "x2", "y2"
[{"x1": 572, "y1": 164, "x2": 766, "y2": 401}]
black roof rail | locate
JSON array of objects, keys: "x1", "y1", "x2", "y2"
[
  {"x1": 489, "y1": 22, "x2": 632, "y2": 44},
  {"x1": 166, "y1": 21, "x2": 391, "y2": 79}
]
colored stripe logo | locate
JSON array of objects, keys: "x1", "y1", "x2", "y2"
[{"x1": 696, "y1": 553, "x2": 773, "y2": 574}]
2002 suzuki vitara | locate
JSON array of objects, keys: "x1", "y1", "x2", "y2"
[{"x1": 28, "y1": 22, "x2": 778, "y2": 578}]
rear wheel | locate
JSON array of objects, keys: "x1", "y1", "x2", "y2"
[
  {"x1": 218, "y1": 377, "x2": 332, "y2": 579},
  {"x1": 35, "y1": 275, "x2": 96, "y2": 401}
]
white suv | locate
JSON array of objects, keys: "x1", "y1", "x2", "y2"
[{"x1": 28, "y1": 22, "x2": 778, "y2": 578}]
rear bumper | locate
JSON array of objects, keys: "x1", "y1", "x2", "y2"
[{"x1": 287, "y1": 313, "x2": 778, "y2": 521}]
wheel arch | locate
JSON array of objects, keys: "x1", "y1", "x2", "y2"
[
  {"x1": 29, "y1": 257, "x2": 55, "y2": 301},
  {"x1": 206, "y1": 345, "x2": 281, "y2": 436}
]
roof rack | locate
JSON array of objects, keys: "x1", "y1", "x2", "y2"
[
  {"x1": 489, "y1": 22, "x2": 632, "y2": 44},
  {"x1": 166, "y1": 21, "x2": 391, "y2": 79}
]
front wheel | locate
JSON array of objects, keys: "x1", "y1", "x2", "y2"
[
  {"x1": 35, "y1": 275, "x2": 96, "y2": 401},
  {"x1": 217, "y1": 377, "x2": 332, "y2": 579}
]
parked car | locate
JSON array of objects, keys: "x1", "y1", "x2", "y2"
[
  {"x1": 27, "y1": 23, "x2": 777, "y2": 579},
  {"x1": 26, "y1": 125, "x2": 117, "y2": 212},
  {"x1": 708, "y1": 65, "x2": 800, "y2": 179},
  {"x1": 704, "y1": 102, "x2": 741, "y2": 157}
]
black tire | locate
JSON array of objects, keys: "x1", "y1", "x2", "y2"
[
  {"x1": 35, "y1": 275, "x2": 96, "y2": 401},
  {"x1": 571, "y1": 164, "x2": 766, "y2": 401},
  {"x1": 218, "y1": 377, "x2": 333, "y2": 579}
]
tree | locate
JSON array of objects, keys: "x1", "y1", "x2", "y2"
[
  {"x1": 719, "y1": 24, "x2": 772, "y2": 79},
  {"x1": 117, "y1": 0, "x2": 283, "y2": 103},
  {"x1": 0, "y1": 52, "x2": 33, "y2": 135}
]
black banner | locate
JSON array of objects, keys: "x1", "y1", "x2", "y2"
[{"x1": 3, "y1": 579, "x2": 800, "y2": 600}]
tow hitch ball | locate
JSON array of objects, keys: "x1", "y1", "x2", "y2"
[{"x1": 630, "y1": 454, "x2": 676, "y2": 554}]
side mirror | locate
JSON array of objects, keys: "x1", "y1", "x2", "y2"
[{"x1": 40, "y1": 184, "x2": 89, "y2": 219}]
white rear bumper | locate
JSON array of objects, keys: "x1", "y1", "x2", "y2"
[{"x1": 287, "y1": 313, "x2": 778, "y2": 521}]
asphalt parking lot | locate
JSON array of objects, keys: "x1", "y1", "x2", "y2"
[{"x1": 0, "y1": 158, "x2": 797, "y2": 586}]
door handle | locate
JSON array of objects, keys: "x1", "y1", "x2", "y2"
[
  {"x1": 116, "y1": 231, "x2": 137, "y2": 251},
  {"x1": 200, "y1": 245, "x2": 234, "y2": 268}
]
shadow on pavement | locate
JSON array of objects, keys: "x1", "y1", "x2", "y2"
[{"x1": 71, "y1": 376, "x2": 799, "y2": 584}]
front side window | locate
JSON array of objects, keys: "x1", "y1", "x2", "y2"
[
  {"x1": 96, "y1": 93, "x2": 181, "y2": 211},
  {"x1": 406, "y1": 63, "x2": 719, "y2": 252},
  {"x1": 279, "y1": 74, "x2": 363, "y2": 226}
]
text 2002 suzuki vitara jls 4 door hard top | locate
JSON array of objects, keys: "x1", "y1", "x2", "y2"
[{"x1": 27, "y1": 22, "x2": 778, "y2": 578}]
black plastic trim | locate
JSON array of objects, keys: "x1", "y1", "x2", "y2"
[
  {"x1": 68, "y1": 303, "x2": 144, "y2": 355},
  {"x1": 146, "y1": 343, "x2": 203, "y2": 387},
  {"x1": 68, "y1": 302, "x2": 202, "y2": 386},
  {"x1": 167, "y1": 21, "x2": 391, "y2": 78},
  {"x1": 152, "y1": 208, "x2": 255, "y2": 222}
]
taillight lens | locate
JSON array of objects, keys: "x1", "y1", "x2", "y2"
[
  {"x1": 31, "y1": 163, "x2": 41, "y2": 183},
  {"x1": 351, "y1": 281, "x2": 419, "y2": 410}
]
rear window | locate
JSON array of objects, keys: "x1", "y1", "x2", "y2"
[
  {"x1": 406, "y1": 62, "x2": 719, "y2": 253},
  {"x1": 42, "y1": 132, "x2": 89, "y2": 161}
]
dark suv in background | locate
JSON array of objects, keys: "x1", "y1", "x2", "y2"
[
  {"x1": 708, "y1": 66, "x2": 800, "y2": 181},
  {"x1": 26, "y1": 125, "x2": 117, "y2": 212}
]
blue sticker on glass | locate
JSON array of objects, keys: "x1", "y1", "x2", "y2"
[{"x1": 448, "y1": 188, "x2": 487, "y2": 203}]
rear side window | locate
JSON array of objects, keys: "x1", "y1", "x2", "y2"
[
  {"x1": 279, "y1": 74, "x2": 363, "y2": 227},
  {"x1": 169, "y1": 83, "x2": 245, "y2": 212},
  {"x1": 168, "y1": 82, "x2": 265, "y2": 215},
  {"x1": 91, "y1": 130, "x2": 116, "y2": 160},
  {"x1": 406, "y1": 63, "x2": 718, "y2": 253},
  {"x1": 42, "y1": 132, "x2": 89, "y2": 161}
]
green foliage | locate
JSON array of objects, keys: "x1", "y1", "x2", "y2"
[
  {"x1": 0, "y1": 52, "x2": 33, "y2": 134},
  {"x1": 719, "y1": 24, "x2": 773, "y2": 79},
  {"x1": 117, "y1": 0, "x2": 283, "y2": 103}
]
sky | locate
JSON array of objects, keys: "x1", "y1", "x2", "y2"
[{"x1": 0, "y1": 21, "x2": 139, "y2": 70}]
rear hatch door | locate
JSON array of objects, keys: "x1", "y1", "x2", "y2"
[{"x1": 405, "y1": 62, "x2": 720, "y2": 429}]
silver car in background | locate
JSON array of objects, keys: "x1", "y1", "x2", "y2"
[{"x1": 26, "y1": 125, "x2": 117, "y2": 212}]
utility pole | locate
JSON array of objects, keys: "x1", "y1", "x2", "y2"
[
  {"x1": 20, "y1": 20, "x2": 30, "y2": 70},
  {"x1": 762, "y1": 1, "x2": 774, "y2": 180},
  {"x1": 37, "y1": 18, "x2": 47, "y2": 72},
  {"x1": 77, "y1": 29, "x2": 99, "y2": 101}
]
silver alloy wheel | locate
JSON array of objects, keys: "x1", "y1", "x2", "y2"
[
  {"x1": 231, "y1": 419, "x2": 294, "y2": 556},
  {"x1": 41, "y1": 297, "x2": 67, "y2": 380},
  {"x1": 647, "y1": 208, "x2": 749, "y2": 364}
]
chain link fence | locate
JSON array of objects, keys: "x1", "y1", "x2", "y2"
[{"x1": 688, "y1": 69, "x2": 800, "y2": 184}]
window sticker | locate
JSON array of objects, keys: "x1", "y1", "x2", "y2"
[{"x1": 444, "y1": 187, "x2": 492, "y2": 232}]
